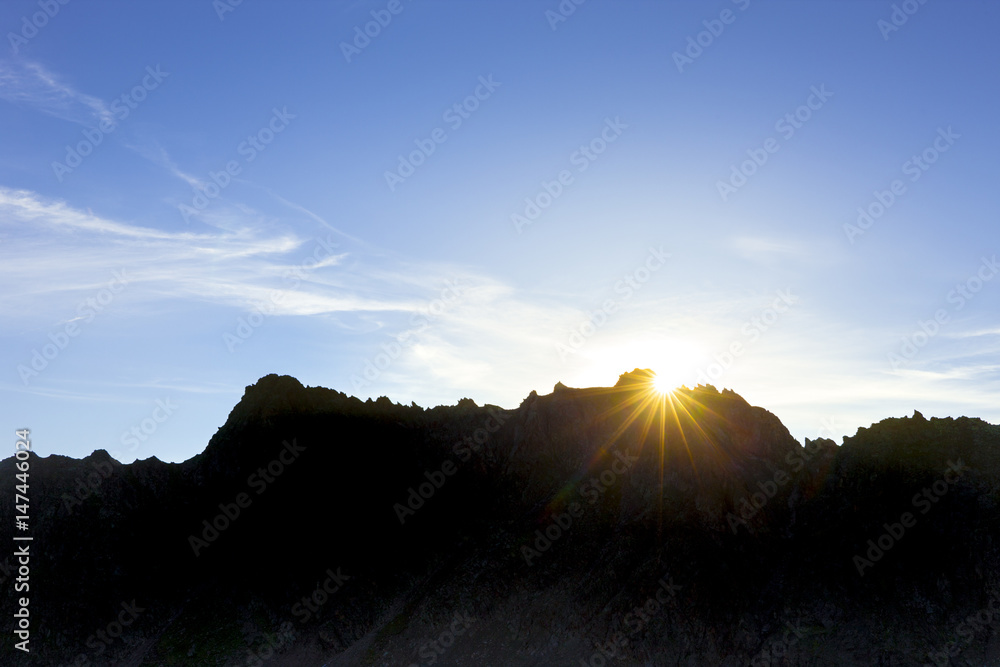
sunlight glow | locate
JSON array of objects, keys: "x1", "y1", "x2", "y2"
[
  {"x1": 565, "y1": 337, "x2": 704, "y2": 392},
  {"x1": 652, "y1": 373, "x2": 675, "y2": 395}
]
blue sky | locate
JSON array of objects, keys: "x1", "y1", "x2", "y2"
[{"x1": 2, "y1": 0, "x2": 998, "y2": 463}]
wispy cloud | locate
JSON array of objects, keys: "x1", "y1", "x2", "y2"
[
  {"x1": 0, "y1": 187, "x2": 215, "y2": 241},
  {"x1": 891, "y1": 365, "x2": 1000, "y2": 382},
  {"x1": 0, "y1": 187, "x2": 512, "y2": 328},
  {"x1": 727, "y1": 234, "x2": 845, "y2": 270},
  {"x1": 729, "y1": 235, "x2": 803, "y2": 259},
  {"x1": 126, "y1": 138, "x2": 206, "y2": 190},
  {"x1": 0, "y1": 60, "x2": 114, "y2": 127},
  {"x1": 254, "y1": 185, "x2": 367, "y2": 245},
  {"x1": 946, "y1": 326, "x2": 1000, "y2": 339}
]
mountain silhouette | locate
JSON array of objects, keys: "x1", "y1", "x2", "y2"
[{"x1": 2, "y1": 371, "x2": 999, "y2": 665}]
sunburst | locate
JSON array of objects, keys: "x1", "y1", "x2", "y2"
[
  {"x1": 538, "y1": 368, "x2": 729, "y2": 533},
  {"x1": 651, "y1": 372, "x2": 675, "y2": 395}
]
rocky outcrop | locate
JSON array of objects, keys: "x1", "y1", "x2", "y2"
[{"x1": 1, "y1": 371, "x2": 998, "y2": 665}]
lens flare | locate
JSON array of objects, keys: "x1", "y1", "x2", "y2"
[{"x1": 652, "y1": 373, "x2": 675, "y2": 395}]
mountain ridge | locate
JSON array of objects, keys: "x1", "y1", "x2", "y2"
[{"x1": 2, "y1": 371, "x2": 999, "y2": 665}]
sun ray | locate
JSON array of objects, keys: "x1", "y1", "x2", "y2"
[
  {"x1": 536, "y1": 368, "x2": 745, "y2": 527},
  {"x1": 652, "y1": 373, "x2": 675, "y2": 395}
]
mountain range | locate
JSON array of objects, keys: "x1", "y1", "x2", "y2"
[{"x1": 2, "y1": 370, "x2": 999, "y2": 666}]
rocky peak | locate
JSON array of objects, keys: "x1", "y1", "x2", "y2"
[{"x1": 224, "y1": 373, "x2": 311, "y2": 425}]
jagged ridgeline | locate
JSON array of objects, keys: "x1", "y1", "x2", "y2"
[{"x1": 2, "y1": 372, "x2": 999, "y2": 665}]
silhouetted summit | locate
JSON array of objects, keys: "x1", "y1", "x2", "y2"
[{"x1": 2, "y1": 373, "x2": 999, "y2": 665}]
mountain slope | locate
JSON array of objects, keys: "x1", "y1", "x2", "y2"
[{"x1": 2, "y1": 371, "x2": 999, "y2": 666}]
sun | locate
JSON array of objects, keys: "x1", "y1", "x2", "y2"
[
  {"x1": 566, "y1": 338, "x2": 703, "y2": 393},
  {"x1": 651, "y1": 372, "x2": 676, "y2": 395}
]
